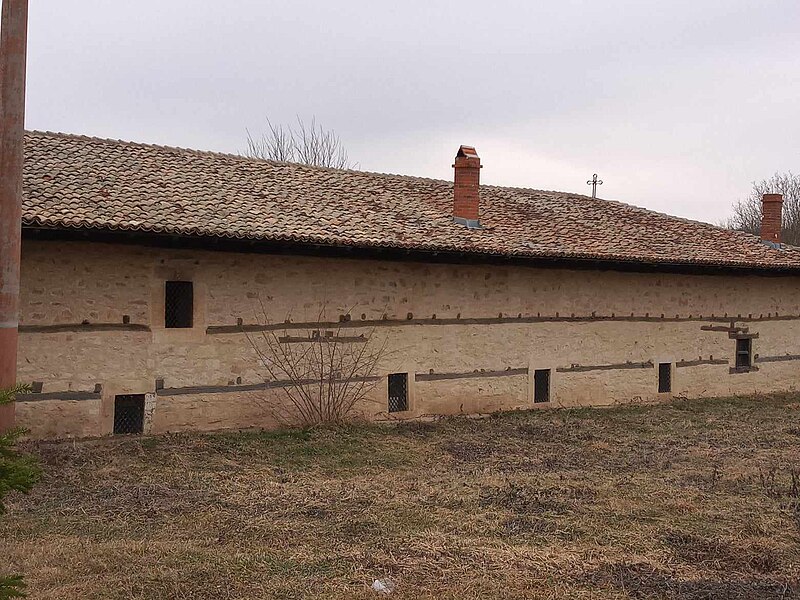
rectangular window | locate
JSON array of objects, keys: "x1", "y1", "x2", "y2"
[
  {"x1": 658, "y1": 362, "x2": 672, "y2": 393},
  {"x1": 534, "y1": 369, "x2": 551, "y2": 403},
  {"x1": 165, "y1": 281, "x2": 193, "y2": 328},
  {"x1": 736, "y1": 338, "x2": 752, "y2": 369},
  {"x1": 113, "y1": 394, "x2": 145, "y2": 435},
  {"x1": 388, "y1": 373, "x2": 408, "y2": 413}
]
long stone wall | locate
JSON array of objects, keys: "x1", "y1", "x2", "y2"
[{"x1": 15, "y1": 240, "x2": 800, "y2": 438}]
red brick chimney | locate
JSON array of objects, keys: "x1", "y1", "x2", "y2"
[
  {"x1": 761, "y1": 193, "x2": 783, "y2": 244},
  {"x1": 453, "y1": 145, "x2": 481, "y2": 226}
]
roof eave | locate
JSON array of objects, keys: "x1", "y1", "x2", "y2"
[{"x1": 21, "y1": 223, "x2": 800, "y2": 277}]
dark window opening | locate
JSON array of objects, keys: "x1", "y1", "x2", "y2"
[
  {"x1": 165, "y1": 281, "x2": 193, "y2": 328},
  {"x1": 736, "y1": 338, "x2": 752, "y2": 369},
  {"x1": 113, "y1": 394, "x2": 145, "y2": 434},
  {"x1": 658, "y1": 363, "x2": 672, "y2": 393},
  {"x1": 534, "y1": 369, "x2": 551, "y2": 403},
  {"x1": 388, "y1": 373, "x2": 408, "y2": 413}
]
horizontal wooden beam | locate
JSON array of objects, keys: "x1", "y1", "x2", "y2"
[
  {"x1": 556, "y1": 361, "x2": 653, "y2": 373},
  {"x1": 675, "y1": 358, "x2": 729, "y2": 368},
  {"x1": 158, "y1": 375, "x2": 382, "y2": 397},
  {"x1": 278, "y1": 335, "x2": 367, "y2": 344},
  {"x1": 18, "y1": 391, "x2": 101, "y2": 402},
  {"x1": 19, "y1": 322, "x2": 149, "y2": 334},
  {"x1": 700, "y1": 325, "x2": 748, "y2": 333},
  {"x1": 207, "y1": 313, "x2": 800, "y2": 336},
  {"x1": 416, "y1": 368, "x2": 528, "y2": 381},
  {"x1": 729, "y1": 331, "x2": 759, "y2": 339},
  {"x1": 755, "y1": 354, "x2": 800, "y2": 363},
  {"x1": 16, "y1": 315, "x2": 799, "y2": 337}
]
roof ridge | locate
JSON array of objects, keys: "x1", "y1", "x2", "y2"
[
  {"x1": 25, "y1": 129, "x2": 452, "y2": 187},
  {"x1": 591, "y1": 195, "x2": 741, "y2": 236},
  {"x1": 483, "y1": 181, "x2": 738, "y2": 236}
]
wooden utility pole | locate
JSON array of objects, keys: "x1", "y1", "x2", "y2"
[{"x1": 0, "y1": 0, "x2": 28, "y2": 431}]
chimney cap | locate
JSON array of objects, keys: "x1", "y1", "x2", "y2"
[
  {"x1": 456, "y1": 145, "x2": 479, "y2": 159},
  {"x1": 763, "y1": 193, "x2": 783, "y2": 203}
]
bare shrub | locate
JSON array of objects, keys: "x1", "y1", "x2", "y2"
[{"x1": 245, "y1": 304, "x2": 388, "y2": 426}]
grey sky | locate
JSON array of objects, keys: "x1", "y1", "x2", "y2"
[{"x1": 26, "y1": 1, "x2": 800, "y2": 224}]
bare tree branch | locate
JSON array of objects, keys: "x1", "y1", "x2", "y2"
[
  {"x1": 244, "y1": 116, "x2": 357, "y2": 169},
  {"x1": 724, "y1": 172, "x2": 800, "y2": 245}
]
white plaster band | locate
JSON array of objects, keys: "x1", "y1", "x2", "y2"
[{"x1": 0, "y1": 321, "x2": 19, "y2": 329}]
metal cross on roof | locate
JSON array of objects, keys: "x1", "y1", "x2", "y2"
[{"x1": 586, "y1": 173, "x2": 603, "y2": 198}]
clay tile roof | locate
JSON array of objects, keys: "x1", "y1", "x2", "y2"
[{"x1": 21, "y1": 130, "x2": 800, "y2": 271}]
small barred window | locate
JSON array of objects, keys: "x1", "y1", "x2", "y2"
[
  {"x1": 534, "y1": 369, "x2": 551, "y2": 403},
  {"x1": 388, "y1": 373, "x2": 408, "y2": 413},
  {"x1": 165, "y1": 281, "x2": 193, "y2": 329}
]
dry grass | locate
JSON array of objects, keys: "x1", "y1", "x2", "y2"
[{"x1": 3, "y1": 394, "x2": 800, "y2": 599}]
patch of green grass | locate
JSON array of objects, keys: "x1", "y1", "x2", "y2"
[{"x1": 198, "y1": 423, "x2": 402, "y2": 470}]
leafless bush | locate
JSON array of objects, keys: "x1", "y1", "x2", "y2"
[
  {"x1": 245, "y1": 304, "x2": 388, "y2": 426},
  {"x1": 724, "y1": 172, "x2": 800, "y2": 245},
  {"x1": 244, "y1": 116, "x2": 356, "y2": 169}
]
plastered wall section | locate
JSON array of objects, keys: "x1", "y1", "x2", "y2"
[{"x1": 15, "y1": 240, "x2": 800, "y2": 439}]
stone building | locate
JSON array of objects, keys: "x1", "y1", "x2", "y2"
[{"x1": 15, "y1": 131, "x2": 800, "y2": 439}]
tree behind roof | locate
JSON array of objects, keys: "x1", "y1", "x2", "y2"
[
  {"x1": 244, "y1": 116, "x2": 356, "y2": 169},
  {"x1": 724, "y1": 172, "x2": 800, "y2": 245}
]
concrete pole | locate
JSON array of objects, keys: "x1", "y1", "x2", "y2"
[{"x1": 0, "y1": 0, "x2": 28, "y2": 431}]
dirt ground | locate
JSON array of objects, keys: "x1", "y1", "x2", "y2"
[{"x1": 3, "y1": 394, "x2": 800, "y2": 599}]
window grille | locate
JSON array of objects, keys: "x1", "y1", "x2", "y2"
[
  {"x1": 736, "y1": 338, "x2": 752, "y2": 369},
  {"x1": 165, "y1": 281, "x2": 193, "y2": 328},
  {"x1": 534, "y1": 369, "x2": 551, "y2": 403},
  {"x1": 113, "y1": 395, "x2": 145, "y2": 434},
  {"x1": 388, "y1": 373, "x2": 408, "y2": 413},
  {"x1": 658, "y1": 363, "x2": 672, "y2": 393}
]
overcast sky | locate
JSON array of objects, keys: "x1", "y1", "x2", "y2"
[{"x1": 26, "y1": 1, "x2": 800, "y2": 224}]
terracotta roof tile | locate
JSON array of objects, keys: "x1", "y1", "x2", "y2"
[{"x1": 21, "y1": 130, "x2": 800, "y2": 271}]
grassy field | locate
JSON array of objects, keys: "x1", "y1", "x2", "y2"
[{"x1": 3, "y1": 395, "x2": 800, "y2": 599}]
